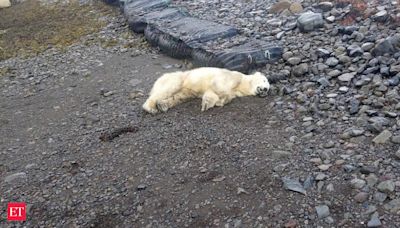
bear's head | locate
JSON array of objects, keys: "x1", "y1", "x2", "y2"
[{"x1": 250, "y1": 72, "x2": 270, "y2": 97}]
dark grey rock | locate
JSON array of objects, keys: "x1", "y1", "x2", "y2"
[
  {"x1": 282, "y1": 177, "x2": 306, "y2": 195},
  {"x1": 373, "y1": 10, "x2": 389, "y2": 22},
  {"x1": 318, "y1": 77, "x2": 331, "y2": 87},
  {"x1": 282, "y1": 21, "x2": 297, "y2": 31},
  {"x1": 350, "y1": 178, "x2": 366, "y2": 189},
  {"x1": 395, "y1": 149, "x2": 400, "y2": 159},
  {"x1": 276, "y1": 31, "x2": 285, "y2": 40},
  {"x1": 292, "y1": 63, "x2": 309, "y2": 77},
  {"x1": 315, "y1": 205, "x2": 330, "y2": 219},
  {"x1": 316, "y1": 2, "x2": 334, "y2": 12},
  {"x1": 137, "y1": 184, "x2": 147, "y2": 190},
  {"x1": 366, "y1": 174, "x2": 379, "y2": 187},
  {"x1": 372, "y1": 34, "x2": 400, "y2": 56},
  {"x1": 347, "y1": 44, "x2": 364, "y2": 57},
  {"x1": 374, "y1": 192, "x2": 387, "y2": 202},
  {"x1": 338, "y1": 55, "x2": 351, "y2": 64},
  {"x1": 367, "y1": 212, "x2": 382, "y2": 227},
  {"x1": 316, "y1": 48, "x2": 330, "y2": 58},
  {"x1": 354, "y1": 192, "x2": 369, "y2": 203},
  {"x1": 389, "y1": 65, "x2": 400, "y2": 75},
  {"x1": 384, "y1": 198, "x2": 400, "y2": 212},
  {"x1": 303, "y1": 175, "x2": 314, "y2": 189},
  {"x1": 287, "y1": 57, "x2": 302, "y2": 65},
  {"x1": 328, "y1": 69, "x2": 342, "y2": 77},
  {"x1": 352, "y1": 31, "x2": 365, "y2": 42},
  {"x1": 339, "y1": 26, "x2": 358, "y2": 35},
  {"x1": 369, "y1": 117, "x2": 390, "y2": 126},
  {"x1": 360, "y1": 166, "x2": 376, "y2": 175},
  {"x1": 343, "y1": 165, "x2": 356, "y2": 173},
  {"x1": 380, "y1": 66, "x2": 390, "y2": 77},
  {"x1": 369, "y1": 58, "x2": 379, "y2": 66},
  {"x1": 326, "y1": 16, "x2": 335, "y2": 23},
  {"x1": 391, "y1": 135, "x2": 400, "y2": 144},
  {"x1": 366, "y1": 110, "x2": 379, "y2": 116},
  {"x1": 341, "y1": 128, "x2": 364, "y2": 139},
  {"x1": 363, "y1": 66, "x2": 380, "y2": 75},
  {"x1": 315, "y1": 173, "x2": 327, "y2": 181},
  {"x1": 367, "y1": 122, "x2": 384, "y2": 133},
  {"x1": 372, "y1": 130, "x2": 393, "y2": 144},
  {"x1": 362, "y1": 42, "x2": 375, "y2": 51},
  {"x1": 326, "y1": 57, "x2": 339, "y2": 67},
  {"x1": 338, "y1": 72, "x2": 356, "y2": 82},
  {"x1": 282, "y1": 51, "x2": 294, "y2": 60},
  {"x1": 384, "y1": 111, "x2": 397, "y2": 118},
  {"x1": 388, "y1": 76, "x2": 400, "y2": 86},
  {"x1": 349, "y1": 99, "x2": 360, "y2": 115},
  {"x1": 377, "y1": 180, "x2": 395, "y2": 193},
  {"x1": 297, "y1": 12, "x2": 324, "y2": 32}
]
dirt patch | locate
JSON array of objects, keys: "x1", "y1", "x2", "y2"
[
  {"x1": 99, "y1": 126, "x2": 139, "y2": 142},
  {"x1": 0, "y1": 0, "x2": 114, "y2": 60}
]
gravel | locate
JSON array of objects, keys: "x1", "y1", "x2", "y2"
[{"x1": 2, "y1": 0, "x2": 400, "y2": 226}]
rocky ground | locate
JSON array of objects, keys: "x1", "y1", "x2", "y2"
[{"x1": 1, "y1": 0, "x2": 400, "y2": 227}]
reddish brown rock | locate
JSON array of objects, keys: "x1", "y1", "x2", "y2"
[
  {"x1": 269, "y1": 1, "x2": 291, "y2": 14},
  {"x1": 284, "y1": 219, "x2": 298, "y2": 228}
]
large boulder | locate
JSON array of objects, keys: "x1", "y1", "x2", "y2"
[{"x1": 297, "y1": 12, "x2": 324, "y2": 32}]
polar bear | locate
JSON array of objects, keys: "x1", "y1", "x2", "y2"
[
  {"x1": 142, "y1": 67, "x2": 270, "y2": 114},
  {"x1": 0, "y1": 0, "x2": 11, "y2": 8}
]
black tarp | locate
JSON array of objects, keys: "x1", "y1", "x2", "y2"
[
  {"x1": 192, "y1": 40, "x2": 283, "y2": 73},
  {"x1": 144, "y1": 17, "x2": 239, "y2": 58},
  {"x1": 103, "y1": 0, "x2": 283, "y2": 73},
  {"x1": 128, "y1": 7, "x2": 189, "y2": 33},
  {"x1": 122, "y1": 0, "x2": 170, "y2": 15}
]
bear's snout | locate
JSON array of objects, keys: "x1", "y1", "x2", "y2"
[{"x1": 256, "y1": 86, "x2": 269, "y2": 97}]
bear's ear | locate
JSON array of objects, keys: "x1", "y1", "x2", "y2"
[{"x1": 252, "y1": 72, "x2": 263, "y2": 77}]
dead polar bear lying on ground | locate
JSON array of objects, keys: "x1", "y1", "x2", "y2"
[
  {"x1": 0, "y1": 0, "x2": 11, "y2": 8},
  {"x1": 142, "y1": 67, "x2": 270, "y2": 114}
]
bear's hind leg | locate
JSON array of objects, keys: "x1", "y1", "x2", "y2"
[
  {"x1": 157, "y1": 90, "x2": 192, "y2": 112},
  {"x1": 142, "y1": 99, "x2": 158, "y2": 114},
  {"x1": 143, "y1": 74, "x2": 184, "y2": 114},
  {"x1": 201, "y1": 91, "x2": 219, "y2": 112}
]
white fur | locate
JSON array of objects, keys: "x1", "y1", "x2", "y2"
[
  {"x1": 0, "y1": 0, "x2": 11, "y2": 8},
  {"x1": 142, "y1": 67, "x2": 270, "y2": 113}
]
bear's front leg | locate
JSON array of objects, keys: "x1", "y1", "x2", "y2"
[
  {"x1": 215, "y1": 94, "x2": 234, "y2": 107},
  {"x1": 215, "y1": 98, "x2": 225, "y2": 107},
  {"x1": 156, "y1": 100, "x2": 170, "y2": 112},
  {"x1": 201, "y1": 91, "x2": 219, "y2": 112},
  {"x1": 142, "y1": 99, "x2": 159, "y2": 114}
]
